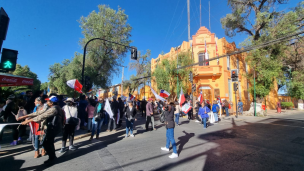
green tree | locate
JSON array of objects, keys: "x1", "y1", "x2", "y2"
[
  {"x1": 49, "y1": 5, "x2": 132, "y2": 95},
  {"x1": 152, "y1": 51, "x2": 193, "y2": 100},
  {"x1": 11, "y1": 64, "x2": 41, "y2": 92},
  {"x1": 221, "y1": 0, "x2": 304, "y2": 99},
  {"x1": 123, "y1": 50, "x2": 151, "y2": 93},
  {"x1": 40, "y1": 82, "x2": 48, "y2": 92}
]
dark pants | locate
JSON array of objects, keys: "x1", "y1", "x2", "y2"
[
  {"x1": 12, "y1": 125, "x2": 19, "y2": 140},
  {"x1": 62, "y1": 124, "x2": 76, "y2": 147},
  {"x1": 43, "y1": 130, "x2": 56, "y2": 159},
  {"x1": 188, "y1": 111, "x2": 193, "y2": 120},
  {"x1": 107, "y1": 117, "x2": 116, "y2": 131},
  {"x1": 79, "y1": 113, "x2": 86, "y2": 127},
  {"x1": 146, "y1": 116, "x2": 155, "y2": 130},
  {"x1": 195, "y1": 113, "x2": 201, "y2": 121}
]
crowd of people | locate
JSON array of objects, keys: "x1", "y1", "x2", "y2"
[{"x1": 0, "y1": 90, "x2": 245, "y2": 164}]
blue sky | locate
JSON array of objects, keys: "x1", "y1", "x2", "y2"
[{"x1": 1, "y1": 0, "x2": 301, "y2": 91}]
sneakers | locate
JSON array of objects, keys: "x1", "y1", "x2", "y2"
[
  {"x1": 18, "y1": 137, "x2": 22, "y2": 141},
  {"x1": 161, "y1": 147, "x2": 169, "y2": 151},
  {"x1": 169, "y1": 153, "x2": 178, "y2": 158},
  {"x1": 130, "y1": 134, "x2": 134, "y2": 137},
  {"x1": 58, "y1": 147, "x2": 68, "y2": 153},
  {"x1": 195, "y1": 120, "x2": 200, "y2": 123},
  {"x1": 10, "y1": 141, "x2": 17, "y2": 146},
  {"x1": 69, "y1": 145, "x2": 76, "y2": 150},
  {"x1": 27, "y1": 138, "x2": 32, "y2": 142},
  {"x1": 125, "y1": 135, "x2": 128, "y2": 138}
]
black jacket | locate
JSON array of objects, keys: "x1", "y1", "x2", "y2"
[
  {"x1": 0, "y1": 101, "x2": 18, "y2": 123},
  {"x1": 111, "y1": 100, "x2": 119, "y2": 118},
  {"x1": 164, "y1": 105, "x2": 175, "y2": 129},
  {"x1": 118, "y1": 100, "x2": 124, "y2": 117},
  {"x1": 124, "y1": 106, "x2": 136, "y2": 121}
]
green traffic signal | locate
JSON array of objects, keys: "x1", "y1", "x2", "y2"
[{"x1": 3, "y1": 60, "x2": 13, "y2": 68}]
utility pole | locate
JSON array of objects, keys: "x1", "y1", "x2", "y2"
[
  {"x1": 254, "y1": 68, "x2": 256, "y2": 116},
  {"x1": 200, "y1": 0, "x2": 201, "y2": 27},
  {"x1": 121, "y1": 67, "x2": 124, "y2": 96},
  {"x1": 187, "y1": 0, "x2": 190, "y2": 41},
  {"x1": 209, "y1": 1, "x2": 211, "y2": 31},
  {"x1": 176, "y1": 47, "x2": 179, "y2": 96},
  {"x1": 234, "y1": 82, "x2": 238, "y2": 118}
]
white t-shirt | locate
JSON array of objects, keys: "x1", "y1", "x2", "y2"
[{"x1": 62, "y1": 105, "x2": 78, "y2": 124}]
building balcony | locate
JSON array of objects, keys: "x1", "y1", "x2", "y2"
[{"x1": 193, "y1": 65, "x2": 222, "y2": 77}]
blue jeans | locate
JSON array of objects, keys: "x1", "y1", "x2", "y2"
[
  {"x1": 34, "y1": 135, "x2": 44, "y2": 151},
  {"x1": 201, "y1": 118, "x2": 207, "y2": 128},
  {"x1": 104, "y1": 113, "x2": 109, "y2": 125},
  {"x1": 174, "y1": 113, "x2": 180, "y2": 124},
  {"x1": 225, "y1": 107, "x2": 229, "y2": 117},
  {"x1": 214, "y1": 113, "x2": 218, "y2": 122},
  {"x1": 91, "y1": 117, "x2": 104, "y2": 136},
  {"x1": 166, "y1": 128, "x2": 177, "y2": 154},
  {"x1": 126, "y1": 119, "x2": 134, "y2": 135}
]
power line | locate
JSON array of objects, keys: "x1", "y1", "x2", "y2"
[{"x1": 176, "y1": 30, "x2": 304, "y2": 70}]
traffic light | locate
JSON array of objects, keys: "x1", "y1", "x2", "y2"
[
  {"x1": 189, "y1": 71, "x2": 193, "y2": 82},
  {"x1": 0, "y1": 7, "x2": 10, "y2": 41},
  {"x1": 233, "y1": 82, "x2": 238, "y2": 92},
  {"x1": 84, "y1": 76, "x2": 92, "y2": 91},
  {"x1": 231, "y1": 69, "x2": 238, "y2": 82},
  {"x1": 0, "y1": 48, "x2": 17, "y2": 71},
  {"x1": 131, "y1": 46, "x2": 137, "y2": 60}
]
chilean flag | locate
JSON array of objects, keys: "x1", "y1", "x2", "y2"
[
  {"x1": 205, "y1": 39, "x2": 209, "y2": 65},
  {"x1": 198, "y1": 92, "x2": 203, "y2": 104},
  {"x1": 67, "y1": 79, "x2": 83, "y2": 93},
  {"x1": 129, "y1": 93, "x2": 135, "y2": 101},
  {"x1": 178, "y1": 88, "x2": 186, "y2": 107},
  {"x1": 160, "y1": 89, "x2": 170, "y2": 98}
]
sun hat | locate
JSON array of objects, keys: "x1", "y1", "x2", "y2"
[{"x1": 64, "y1": 98, "x2": 75, "y2": 103}]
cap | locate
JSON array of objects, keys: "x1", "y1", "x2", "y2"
[
  {"x1": 45, "y1": 96, "x2": 58, "y2": 103},
  {"x1": 65, "y1": 98, "x2": 75, "y2": 103},
  {"x1": 148, "y1": 98, "x2": 153, "y2": 101}
]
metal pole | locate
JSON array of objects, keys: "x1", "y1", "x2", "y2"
[
  {"x1": 121, "y1": 67, "x2": 124, "y2": 96},
  {"x1": 209, "y1": 1, "x2": 211, "y2": 31},
  {"x1": 200, "y1": 0, "x2": 201, "y2": 27},
  {"x1": 187, "y1": 0, "x2": 190, "y2": 41},
  {"x1": 176, "y1": 48, "x2": 179, "y2": 96},
  {"x1": 0, "y1": 40, "x2": 3, "y2": 53},
  {"x1": 254, "y1": 69, "x2": 256, "y2": 116},
  {"x1": 235, "y1": 83, "x2": 238, "y2": 118}
]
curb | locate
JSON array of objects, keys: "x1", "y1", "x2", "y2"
[{"x1": 73, "y1": 133, "x2": 91, "y2": 141}]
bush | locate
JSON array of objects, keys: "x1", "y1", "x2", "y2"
[{"x1": 281, "y1": 102, "x2": 294, "y2": 109}]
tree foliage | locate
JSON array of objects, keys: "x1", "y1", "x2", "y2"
[
  {"x1": 152, "y1": 51, "x2": 193, "y2": 100},
  {"x1": 12, "y1": 64, "x2": 41, "y2": 92},
  {"x1": 222, "y1": 0, "x2": 304, "y2": 98},
  {"x1": 49, "y1": 5, "x2": 132, "y2": 96},
  {"x1": 123, "y1": 50, "x2": 151, "y2": 93}
]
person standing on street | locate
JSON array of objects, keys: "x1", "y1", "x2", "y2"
[
  {"x1": 118, "y1": 97, "x2": 125, "y2": 128},
  {"x1": 194, "y1": 102, "x2": 201, "y2": 123},
  {"x1": 212, "y1": 100, "x2": 219, "y2": 124},
  {"x1": 59, "y1": 98, "x2": 78, "y2": 153},
  {"x1": 89, "y1": 97, "x2": 105, "y2": 140},
  {"x1": 141, "y1": 99, "x2": 146, "y2": 117},
  {"x1": 198, "y1": 102, "x2": 210, "y2": 129},
  {"x1": 238, "y1": 100, "x2": 244, "y2": 115},
  {"x1": 222, "y1": 99, "x2": 229, "y2": 117},
  {"x1": 161, "y1": 101, "x2": 178, "y2": 158},
  {"x1": 124, "y1": 100, "x2": 137, "y2": 138},
  {"x1": 78, "y1": 95, "x2": 88, "y2": 130},
  {"x1": 19, "y1": 96, "x2": 63, "y2": 164},
  {"x1": 86, "y1": 99, "x2": 96, "y2": 132},
  {"x1": 277, "y1": 100, "x2": 282, "y2": 114},
  {"x1": 146, "y1": 98, "x2": 156, "y2": 131},
  {"x1": 107, "y1": 96, "x2": 118, "y2": 132}
]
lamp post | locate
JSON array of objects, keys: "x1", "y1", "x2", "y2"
[{"x1": 81, "y1": 38, "x2": 136, "y2": 85}]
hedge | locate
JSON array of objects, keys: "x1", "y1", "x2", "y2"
[{"x1": 281, "y1": 102, "x2": 294, "y2": 108}]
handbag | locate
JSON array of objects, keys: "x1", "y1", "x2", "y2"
[
  {"x1": 160, "y1": 110, "x2": 165, "y2": 123},
  {"x1": 95, "y1": 105, "x2": 105, "y2": 122},
  {"x1": 67, "y1": 106, "x2": 78, "y2": 125}
]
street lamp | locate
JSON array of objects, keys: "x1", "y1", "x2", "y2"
[{"x1": 81, "y1": 38, "x2": 137, "y2": 85}]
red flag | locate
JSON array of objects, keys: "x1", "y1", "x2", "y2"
[
  {"x1": 178, "y1": 88, "x2": 186, "y2": 107},
  {"x1": 198, "y1": 92, "x2": 203, "y2": 104},
  {"x1": 67, "y1": 79, "x2": 83, "y2": 93}
]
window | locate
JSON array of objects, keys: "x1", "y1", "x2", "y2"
[
  {"x1": 214, "y1": 89, "x2": 220, "y2": 99},
  {"x1": 227, "y1": 56, "x2": 230, "y2": 70},
  {"x1": 199, "y1": 53, "x2": 209, "y2": 66}
]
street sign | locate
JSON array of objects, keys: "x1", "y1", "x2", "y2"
[{"x1": 231, "y1": 69, "x2": 238, "y2": 82}]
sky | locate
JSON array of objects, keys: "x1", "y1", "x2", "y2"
[{"x1": 1, "y1": 0, "x2": 302, "y2": 92}]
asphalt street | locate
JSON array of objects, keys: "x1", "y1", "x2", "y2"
[{"x1": 0, "y1": 110, "x2": 304, "y2": 171}]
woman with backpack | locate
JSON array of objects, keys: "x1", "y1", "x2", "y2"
[
  {"x1": 161, "y1": 101, "x2": 178, "y2": 159},
  {"x1": 212, "y1": 100, "x2": 219, "y2": 124},
  {"x1": 89, "y1": 97, "x2": 105, "y2": 140},
  {"x1": 59, "y1": 98, "x2": 78, "y2": 153}
]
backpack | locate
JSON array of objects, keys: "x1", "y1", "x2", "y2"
[
  {"x1": 216, "y1": 106, "x2": 219, "y2": 113},
  {"x1": 160, "y1": 110, "x2": 165, "y2": 123}
]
